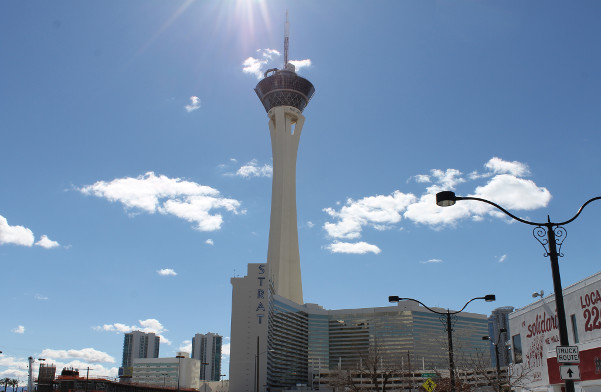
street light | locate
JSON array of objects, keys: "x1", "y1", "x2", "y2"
[
  {"x1": 436, "y1": 191, "x2": 601, "y2": 392},
  {"x1": 255, "y1": 349, "x2": 274, "y2": 392},
  {"x1": 482, "y1": 327, "x2": 507, "y2": 392},
  {"x1": 175, "y1": 354, "x2": 185, "y2": 392},
  {"x1": 389, "y1": 295, "x2": 495, "y2": 392}
]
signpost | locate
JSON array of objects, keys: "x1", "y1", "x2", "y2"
[
  {"x1": 422, "y1": 378, "x2": 437, "y2": 392},
  {"x1": 560, "y1": 365, "x2": 581, "y2": 380},
  {"x1": 556, "y1": 346, "x2": 580, "y2": 363}
]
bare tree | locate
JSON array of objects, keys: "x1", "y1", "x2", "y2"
[{"x1": 327, "y1": 340, "x2": 408, "y2": 392}]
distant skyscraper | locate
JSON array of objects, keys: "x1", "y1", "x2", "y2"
[
  {"x1": 121, "y1": 331, "x2": 160, "y2": 368},
  {"x1": 191, "y1": 332, "x2": 222, "y2": 381},
  {"x1": 487, "y1": 306, "x2": 514, "y2": 367}
]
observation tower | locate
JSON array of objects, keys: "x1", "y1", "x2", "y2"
[{"x1": 254, "y1": 16, "x2": 315, "y2": 305}]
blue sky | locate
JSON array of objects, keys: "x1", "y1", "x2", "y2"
[{"x1": 2, "y1": 0, "x2": 601, "y2": 382}]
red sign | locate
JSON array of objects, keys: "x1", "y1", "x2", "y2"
[{"x1": 548, "y1": 346, "x2": 601, "y2": 384}]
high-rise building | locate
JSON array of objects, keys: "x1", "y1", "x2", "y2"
[
  {"x1": 229, "y1": 16, "x2": 494, "y2": 392},
  {"x1": 121, "y1": 331, "x2": 160, "y2": 369},
  {"x1": 230, "y1": 15, "x2": 314, "y2": 392},
  {"x1": 487, "y1": 306, "x2": 514, "y2": 368},
  {"x1": 191, "y1": 332, "x2": 222, "y2": 381}
]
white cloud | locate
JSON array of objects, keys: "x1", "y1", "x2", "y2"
[
  {"x1": 306, "y1": 221, "x2": 314, "y2": 228},
  {"x1": 498, "y1": 254, "x2": 507, "y2": 263},
  {"x1": 157, "y1": 268, "x2": 177, "y2": 276},
  {"x1": 12, "y1": 325, "x2": 25, "y2": 334},
  {"x1": 430, "y1": 168, "x2": 466, "y2": 190},
  {"x1": 485, "y1": 157, "x2": 530, "y2": 177},
  {"x1": 179, "y1": 340, "x2": 192, "y2": 353},
  {"x1": 243, "y1": 49, "x2": 280, "y2": 79},
  {"x1": 323, "y1": 191, "x2": 417, "y2": 239},
  {"x1": 35, "y1": 294, "x2": 49, "y2": 300},
  {"x1": 185, "y1": 96, "x2": 201, "y2": 112},
  {"x1": 35, "y1": 235, "x2": 60, "y2": 249},
  {"x1": 40, "y1": 348, "x2": 115, "y2": 363},
  {"x1": 288, "y1": 59, "x2": 311, "y2": 70},
  {"x1": 325, "y1": 241, "x2": 381, "y2": 255},
  {"x1": 233, "y1": 160, "x2": 273, "y2": 178},
  {"x1": 0, "y1": 215, "x2": 34, "y2": 246},
  {"x1": 323, "y1": 157, "x2": 552, "y2": 252},
  {"x1": 78, "y1": 172, "x2": 242, "y2": 232},
  {"x1": 243, "y1": 49, "x2": 312, "y2": 79},
  {"x1": 420, "y1": 258, "x2": 443, "y2": 264},
  {"x1": 205, "y1": 239, "x2": 214, "y2": 245},
  {"x1": 413, "y1": 174, "x2": 431, "y2": 183},
  {"x1": 473, "y1": 174, "x2": 551, "y2": 211},
  {"x1": 93, "y1": 318, "x2": 171, "y2": 345},
  {"x1": 0, "y1": 350, "x2": 117, "y2": 378},
  {"x1": 222, "y1": 342, "x2": 231, "y2": 356}
]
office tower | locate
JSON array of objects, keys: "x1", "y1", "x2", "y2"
[
  {"x1": 191, "y1": 332, "x2": 223, "y2": 381},
  {"x1": 488, "y1": 306, "x2": 514, "y2": 367},
  {"x1": 121, "y1": 331, "x2": 160, "y2": 368}
]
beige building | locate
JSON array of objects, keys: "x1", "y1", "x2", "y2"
[{"x1": 132, "y1": 353, "x2": 200, "y2": 390}]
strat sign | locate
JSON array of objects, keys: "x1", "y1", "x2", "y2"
[
  {"x1": 256, "y1": 264, "x2": 266, "y2": 325},
  {"x1": 556, "y1": 346, "x2": 580, "y2": 363}
]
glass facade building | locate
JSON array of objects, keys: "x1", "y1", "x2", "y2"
[{"x1": 264, "y1": 295, "x2": 491, "y2": 391}]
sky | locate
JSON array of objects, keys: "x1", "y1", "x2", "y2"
[{"x1": 2, "y1": 0, "x2": 601, "y2": 384}]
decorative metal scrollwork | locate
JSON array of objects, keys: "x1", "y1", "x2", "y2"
[
  {"x1": 439, "y1": 314, "x2": 457, "y2": 331},
  {"x1": 553, "y1": 226, "x2": 567, "y2": 257},
  {"x1": 533, "y1": 225, "x2": 567, "y2": 258}
]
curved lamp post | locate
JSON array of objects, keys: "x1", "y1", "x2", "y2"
[
  {"x1": 483, "y1": 327, "x2": 507, "y2": 392},
  {"x1": 389, "y1": 295, "x2": 496, "y2": 392},
  {"x1": 436, "y1": 191, "x2": 601, "y2": 392}
]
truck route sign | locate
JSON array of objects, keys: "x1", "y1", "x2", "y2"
[{"x1": 556, "y1": 346, "x2": 580, "y2": 363}]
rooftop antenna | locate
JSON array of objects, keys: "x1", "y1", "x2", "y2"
[{"x1": 284, "y1": 10, "x2": 289, "y2": 67}]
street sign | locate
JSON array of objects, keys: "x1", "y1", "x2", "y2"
[
  {"x1": 556, "y1": 346, "x2": 580, "y2": 363},
  {"x1": 422, "y1": 378, "x2": 437, "y2": 392},
  {"x1": 421, "y1": 373, "x2": 437, "y2": 378},
  {"x1": 560, "y1": 365, "x2": 581, "y2": 380}
]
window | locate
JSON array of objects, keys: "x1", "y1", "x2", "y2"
[
  {"x1": 512, "y1": 334, "x2": 523, "y2": 364},
  {"x1": 571, "y1": 314, "x2": 579, "y2": 343}
]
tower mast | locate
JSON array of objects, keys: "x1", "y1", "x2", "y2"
[
  {"x1": 253, "y1": 13, "x2": 315, "y2": 304},
  {"x1": 284, "y1": 10, "x2": 289, "y2": 67}
]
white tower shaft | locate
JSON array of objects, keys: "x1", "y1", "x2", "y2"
[{"x1": 266, "y1": 105, "x2": 304, "y2": 304}]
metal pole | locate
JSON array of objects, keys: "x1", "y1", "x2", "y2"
[
  {"x1": 255, "y1": 336, "x2": 260, "y2": 392},
  {"x1": 446, "y1": 312, "x2": 456, "y2": 392},
  {"x1": 177, "y1": 356, "x2": 181, "y2": 392},
  {"x1": 494, "y1": 344, "x2": 501, "y2": 392},
  {"x1": 546, "y1": 223, "x2": 575, "y2": 392}
]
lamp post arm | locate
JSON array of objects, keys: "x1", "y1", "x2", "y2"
[
  {"x1": 458, "y1": 195, "x2": 601, "y2": 227},
  {"x1": 395, "y1": 298, "x2": 445, "y2": 315},
  {"x1": 554, "y1": 196, "x2": 601, "y2": 226},
  {"x1": 457, "y1": 196, "x2": 542, "y2": 226},
  {"x1": 453, "y1": 296, "x2": 488, "y2": 314}
]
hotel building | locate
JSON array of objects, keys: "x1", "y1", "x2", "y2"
[{"x1": 229, "y1": 17, "x2": 495, "y2": 392}]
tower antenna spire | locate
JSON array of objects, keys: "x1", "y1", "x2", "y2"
[{"x1": 284, "y1": 10, "x2": 289, "y2": 67}]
